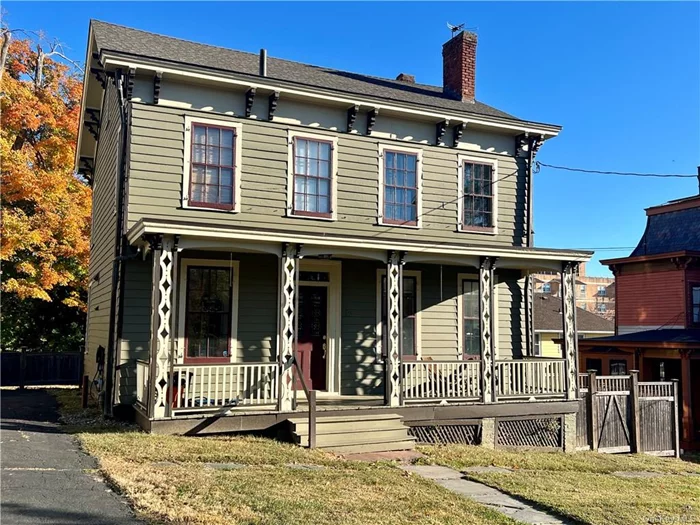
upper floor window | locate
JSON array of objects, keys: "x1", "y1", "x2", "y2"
[
  {"x1": 184, "y1": 117, "x2": 241, "y2": 212},
  {"x1": 379, "y1": 146, "x2": 422, "y2": 227},
  {"x1": 597, "y1": 303, "x2": 607, "y2": 313},
  {"x1": 542, "y1": 282, "x2": 552, "y2": 294},
  {"x1": 289, "y1": 134, "x2": 337, "y2": 219},
  {"x1": 690, "y1": 284, "x2": 700, "y2": 325},
  {"x1": 597, "y1": 285, "x2": 607, "y2": 297},
  {"x1": 580, "y1": 284, "x2": 587, "y2": 295},
  {"x1": 459, "y1": 156, "x2": 498, "y2": 234}
]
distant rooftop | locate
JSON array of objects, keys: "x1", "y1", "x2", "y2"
[
  {"x1": 630, "y1": 195, "x2": 700, "y2": 257},
  {"x1": 534, "y1": 294, "x2": 614, "y2": 333}
]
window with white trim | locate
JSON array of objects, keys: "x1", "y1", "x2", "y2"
[
  {"x1": 184, "y1": 118, "x2": 241, "y2": 212},
  {"x1": 533, "y1": 334, "x2": 542, "y2": 356},
  {"x1": 379, "y1": 146, "x2": 422, "y2": 227}
]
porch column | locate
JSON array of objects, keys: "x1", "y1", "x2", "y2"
[
  {"x1": 385, "y1": 250, "x2": 403, "y2": 407},
  {"x1": 277, "y1": 243, "x2": 299, "y2": 412},
  {"x1": 680, "y1": 350, "x2": 695, "y2": 448},
  {"x1": 148, "y1": 234, "x2": 176, "y2": 419},
  {"x1": 561, "y1": 261, "x2": 579, "y2": 400},
  {"x1": 479, "y1": 257, "x2": 496, "y2": 403}
]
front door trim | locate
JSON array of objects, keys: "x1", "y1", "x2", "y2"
[{"x1": 298, "y1": 259, "x2": 342, "y2": 395}]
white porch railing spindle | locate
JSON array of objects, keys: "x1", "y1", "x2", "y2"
[{"x1": 494, "y1": 359, "x2": 567, "y2": 399}]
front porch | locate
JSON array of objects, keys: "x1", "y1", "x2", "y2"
[{"x1": 124, "y1": 229, "x2": 584, "y2": 444}]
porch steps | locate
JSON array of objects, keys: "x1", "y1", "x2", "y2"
[{"x1": 288, "y1": 413, "x2": 416, "y2": 453}]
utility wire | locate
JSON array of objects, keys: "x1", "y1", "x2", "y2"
[{"x1": 536, "y1": 161, "x2": 697, "y2": 179}]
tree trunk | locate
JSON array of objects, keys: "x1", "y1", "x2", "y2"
[{"x1": 0, "y1": 31, "x2": 11, "y2": 81}]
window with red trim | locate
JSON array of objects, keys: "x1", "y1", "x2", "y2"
[
  {"x1": 292, "y1": 138, "x2": 332, "y2": 217},
  {"x1": 690, "y1": 283, "x2": 700, "y2": 326},
  {"x1": 189, "y1": 124, "x2": 236, "y2": 210},
  {"x1": 462, "y1": 161, "x2": 494, "y2": 229},
  {"x1": 383, "y1": 151, "x2": 418, "y2": 225},
  {"x1": 184, "y1": 266, "x2": 232, "y2": 363}
]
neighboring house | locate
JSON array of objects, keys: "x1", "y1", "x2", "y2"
[
  {"x1": 77, "y1": 20, "x2": 591, "y2": 451},
  {"x1": 533, "y1": 294, "x2": 613, "y2": 358},
  {"x1": 532, "y1": 262, "x2": 615, "y2": 320},
  {"x1": 579, "y1": 194, "x2": 700, "y2": 450}
]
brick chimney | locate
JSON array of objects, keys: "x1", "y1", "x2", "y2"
[{"x1": 442, "y1": 30, "x2": 477, "y2": 102}]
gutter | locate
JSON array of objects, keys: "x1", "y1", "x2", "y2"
[{"x1": 103, "y1": 69, "x2": 130, "y2": 418}]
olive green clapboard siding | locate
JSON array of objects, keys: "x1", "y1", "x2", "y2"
[
  {"x1": 117, "y1": 258, "x2": 152, "y2": 403},
  {"x1": 126, "y1": 103, "x2": 528, "y2": 247},
  {"x1": 86, "y1": 83, "x2": 121, "y2": 385},
  {"x1": 496, "y1": 270, "x2": 526, "y2": 359}
]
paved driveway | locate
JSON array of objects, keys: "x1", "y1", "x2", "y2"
[{"x1": 1, "y1": 389, "x2": 139, "y2": 524}]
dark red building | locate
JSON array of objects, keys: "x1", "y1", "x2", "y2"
[{"x1": 579, "y1": 194, "x2": 700, "y2": 450}]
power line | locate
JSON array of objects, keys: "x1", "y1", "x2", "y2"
[{"x1": 536, "y1": 161, "x2": 697, "y2": 179}]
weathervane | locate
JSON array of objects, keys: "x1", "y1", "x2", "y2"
[{"x1": 447, "y1": 22, "x2": 464, "y2": 37}]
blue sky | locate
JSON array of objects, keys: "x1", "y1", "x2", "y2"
[{"x1": 6, "y1": 2, "x2": 699, "y2": 276}]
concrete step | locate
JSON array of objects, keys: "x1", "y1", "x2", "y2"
[
  {"x1": 321, "y1": 439, "x2": 417, "y2": 454},
  {"x1": 296, "y1": 428, "x2": 412, "y2": 447}
]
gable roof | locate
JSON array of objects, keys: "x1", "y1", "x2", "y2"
[
  {"x1": 629, "y1": 197, "x2": 700, "y2": 257},
  {"x1": 89, "y1": 20, "x2": 557, "y2": 127},
  {"x1": 534, "y1": 294, "x2": 614, "y2": 333}
]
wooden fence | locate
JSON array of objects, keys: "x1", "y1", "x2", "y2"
[
  {"x1": 1, "y1": 349, "x2": 84, "y2": 387},
  {"x1": 577, "y1": 371, "x2": 679, "y2": 457}
]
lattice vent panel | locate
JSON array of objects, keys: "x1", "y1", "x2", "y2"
[
  {"x1": 496, "y1": 417, "x2": 562, "y2": 448},
  {"x1": 409, "y1": 424, "x2": 480, "y2": 445}
]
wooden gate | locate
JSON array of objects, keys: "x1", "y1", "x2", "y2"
[{"x1": 577, "y1": 372, "x2": 679, "y2": 457}]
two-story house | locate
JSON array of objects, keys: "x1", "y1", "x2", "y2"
[
  {"x1": 78, "y1": 20, "x2": 591, "y2": 452},
  {"x1": 580, "y1": 194, "x2": 700, "y2": 450}
]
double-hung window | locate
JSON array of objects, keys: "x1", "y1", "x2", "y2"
[
  {"x1": 379, "y1": 273, "x2": 420, "y2": 359},
  {"x1": 690, "y1": 284, "x2": 700, "y2": 325},
  {"x1": 184, "y1": 118, "x2": 241, "y2": 212},
  {"x1": 459, "y1": 157, "x2": 497, "y2": 233},
  {"x1": 380, "y1": 146, "x2": 421, "y2": 227},
  {"x1": 290, "y1": 135, "x2": 336, "y2": 219}
]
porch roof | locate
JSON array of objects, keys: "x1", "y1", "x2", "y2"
[
  {"x1": 580, "y1": 329, "x2": 700, "y2": 350},
  {"x1": 127, "y1": 218, "x2": 593, "y2": 269}
]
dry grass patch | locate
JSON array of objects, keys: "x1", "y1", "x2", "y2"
[
  {"x1": 50, "y1": 390, "x2": 517, "y2": 525},
  {"x1": 420, "y1": 445, "x2": 700, "y2": 525}
]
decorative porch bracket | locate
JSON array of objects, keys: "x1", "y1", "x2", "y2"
[
  {"x1": 385, "y1": 250, "x2": 404, "y2": 407},
  {"x1": 561, "y1": 261, "x2": 579, "y2": 400},
  {"x1": 148, "y1": 234, "x2": 176, "y2": 419},
  {"x1": 278, "y1": 243, "x2": 300, "y2": 411},
  {"x1": 479, "y1": 257, "x2": 496, "y2": 403}
]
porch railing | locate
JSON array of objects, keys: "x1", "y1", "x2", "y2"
[
  {"x1": 171, "y1": 362, "x2": 278, "y2": 412},
  {"x1": 596, "y1": 375, "x2": 630, "y2": 393},
  {"x1": 135, "y1": 359, "x2": 149, "y2": 409},
  {"x1": 495, "y1": 359, "x2": 566, "y2": 399},
  {"x1": 402, "y1": 360, "x2": 482, "y2": 401}
]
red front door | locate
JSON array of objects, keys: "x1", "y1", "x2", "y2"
[{"x1": 296, "y1": 286, "x2": 328, "y2": 391}]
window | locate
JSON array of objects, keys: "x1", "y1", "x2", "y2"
[
  {"x1": 610, "y1": 359, "x2": 627, "y2": 376},
  {"x1": 597, "y1": 285, "x2": 607, "y2": 297},
  {"x1": 542, "y1": 282, "x2": 552, "y2": 293},
  {"x1": 290, "y1": 136, "x2": 335, "y2": 218},
  {"x1": 379, "y1": 274, "x2": 420, "y2": 358},
  {"x1": 580, "y1": 284, "x2": 587, "y2": 295},
  {"x1": 533, "y1": 334, "x2": 542, "y2": 357},
  {"x1": 184, "y1": 118, "x2": 241, "y2": 212},
  {"x1": 380, "y1": 146, "x2": 421, "y2": 227},
  {"x1": 459, "y1": 157, "x2": 497, "y2": 233},
  {"x1": 586, "y1": 358, "x2": 602, "y2": 374},
  {"x1": 690, "y1": 284, "x2": 700, "y2": 325},
  {"x1": 597, "y1": 303, "x2": 607, "y2": 313},
  {"x1": 184, "y1": 266, "x2": 233, "y2": 362},
  {"x1": 462, "y1": 279, "x2": 480, "y2": 359}
]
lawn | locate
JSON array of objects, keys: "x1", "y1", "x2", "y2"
[
  {"x1": 50, "y1": 389, "x2": 516, "y2": 525},
  {"x1": 420, "y1": 445, "x2": 700, "y2": 525}
]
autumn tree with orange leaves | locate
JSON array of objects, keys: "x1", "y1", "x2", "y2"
[{"x1": 1, "y1": 27, "x2": 91, "y2": 350}]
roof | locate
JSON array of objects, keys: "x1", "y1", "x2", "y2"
[
  {"x1": 628, "y1": 195, "x2": 700, "y2": 258},
  {"x1": 581, "y1": 329, "x2": 700, "y2": 348},
  {"x1": 89, "y1": 20, "x2": 553, "y2": 126},
  {"x1": 534, "y1": 294, "x2": 614, "y2": 333}
]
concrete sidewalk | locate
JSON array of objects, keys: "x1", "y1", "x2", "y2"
[{"x1": 1, "y1": 389, "x2": 139, "y2": 524}]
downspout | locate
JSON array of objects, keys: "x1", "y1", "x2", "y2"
[{"x1": 103, "y1": 69, "x2": 130, "y2": 417}]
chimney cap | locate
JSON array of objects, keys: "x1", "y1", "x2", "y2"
[{"x1": 395, "y1": 73, "x2": 415, "y2": 83}]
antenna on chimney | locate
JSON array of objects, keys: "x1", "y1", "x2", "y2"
[
  {"x1": 697, "y1": 165, "x2": 700, "y2": 195},
  {"x1": 446, "y1": 22, "x2": 465, "y2": 37}
]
